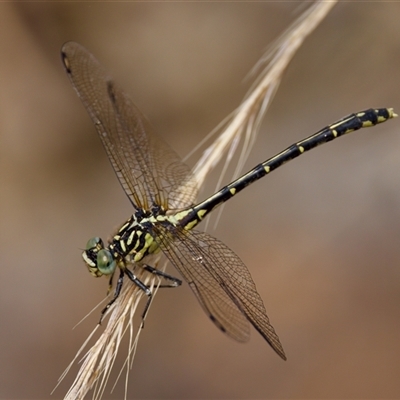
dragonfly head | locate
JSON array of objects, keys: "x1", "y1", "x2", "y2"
[{"x1": 82, "y1": 237, "x2": 117, "y2": 278}]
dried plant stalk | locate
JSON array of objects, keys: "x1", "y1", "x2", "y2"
[
  {"x1": 192, "y1": 0, "x2": 336, "y2": 188},
  {"x1": 57, "y1": 262, "x2": 164, "y2": 400},
  {"x1": 60, "y1": 2, "x2": 336, "y2": 399}
]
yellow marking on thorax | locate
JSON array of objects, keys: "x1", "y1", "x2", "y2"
[
  {"x1": 127, "y1": 230, "x2": 135, "y2": 246},
  {"x1": 133, "y1": 231, "x2": 143, "y2": 250},
  {"x1": 229, "y1": 187, "x2": 236, "y2": 195},
  {"x1": 133, "y1": 232, "x2": 160, "y2": 262},
  {"x1": 147, "y1": 238, "x2": 161, "y2": 256},
  {"x1": 118, "y1": 221, "x2": 130, "y2": 233},
  {"x1": 119, "y1": 240, "x2": 126, "y2": 252},
  {"x1": 298, "y1": 145, "x2": 305, "y2": 153}
]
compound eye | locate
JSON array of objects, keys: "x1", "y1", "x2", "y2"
[
  {"x1": 86, "y1": 237, "x2": 103, "y2": 250},
  {"x1": 97, "y1": 249, "x2": 116, "y2": 275}
]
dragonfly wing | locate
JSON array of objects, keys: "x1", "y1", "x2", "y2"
[
  {"x1": 153, "y1": 224, "x2": 286, "y2": 359},
  {"x1": 61, "y1": 41, "x2": 198, "y2": 211}
]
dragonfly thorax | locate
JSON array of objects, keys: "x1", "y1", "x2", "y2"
[{"x1": 82, "y1": 213, "x2": 168, "y2": 278}]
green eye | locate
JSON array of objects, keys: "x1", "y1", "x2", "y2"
[
  {"x1": 86, "y1": 237, "x2": 103, "y2": 250},
  {"x1": 97, "y1": 249, "x2": 116, "y2": 275}
]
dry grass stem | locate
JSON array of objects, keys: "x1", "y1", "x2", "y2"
[
  {"x1": 62, "y1": 2, "x2": 336, "y2": 399},
  {"x1": 192, "y1": 0, "x2": 337, "y2": 190},
  {"x1": 58, "y1": 263, "x2": 163, "y2": 400}
]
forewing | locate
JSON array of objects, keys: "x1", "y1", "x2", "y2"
[
  {"x1": 61, "y1": 41, "x2": 198, "y2": 211},
  {"x1": 153, "y1": 224, "x2": 286, "y2": 359}
]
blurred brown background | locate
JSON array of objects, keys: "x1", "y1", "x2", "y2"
[{"x1": 1, "y1": 2, "x2": 400, "y2": 399}]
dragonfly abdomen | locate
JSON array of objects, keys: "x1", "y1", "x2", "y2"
[{"x1": 185, "y1": 108, "x2": 395, "y2": 227}]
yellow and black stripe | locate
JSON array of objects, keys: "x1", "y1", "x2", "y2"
[{"x1": 177, "y1": 108, "x2": 396, "y2": 230}]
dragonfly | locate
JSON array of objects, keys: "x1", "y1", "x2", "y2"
[{"x1": 61, "y1": 41, "x2": 396, "y2": 361}]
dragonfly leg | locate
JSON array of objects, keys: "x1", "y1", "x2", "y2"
[
  {"x1": 124, "y1": 268, "x2": 154, "y2": 328},
  {"x1": 99, "y1": 267, "x2": 152, "y2": 324},
  {"x1": 99, "y1": 265, "x2": 181, "y2": 327},
  {"x1": 124, "y1": 268, "x2": 152, "y2": 295},
  {"x1": 139, "y1": 265, "x2": 183, "y2": 327},
  {"x1": 99, "y1": 269, "x2": 125, "y2": 324},
  {"x1": 106, "y1": 270, "x2": 116, "y2": 295},
  {"x1": 143, "y1": 264, "x2": 182, "y2": 288}
]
